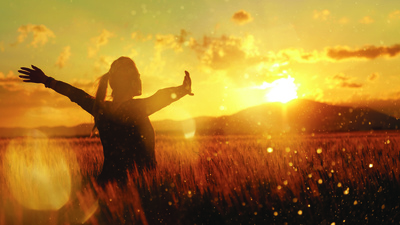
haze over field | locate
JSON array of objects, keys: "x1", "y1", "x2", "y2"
[{"x1": 1, "y1": 0, "x2": 400, "y2": 128}]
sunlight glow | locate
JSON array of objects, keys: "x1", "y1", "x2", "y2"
[
  {"x1": 262, "y1": 76, "x2": 298, "y2": 103},
  {"x1": 3, "y1": 135, "x2": 78, "y2": 210}
]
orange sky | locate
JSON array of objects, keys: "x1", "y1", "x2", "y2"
[{"x1": 1, "y1": 0, "x2": 400, "y2": 128}]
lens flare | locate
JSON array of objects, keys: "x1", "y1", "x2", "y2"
[
  {"x1": 3, "y1": 136, "x2": 77, "y2": 210},
  {"x1": 182, "y1": 118, "x2": 196, "y2": 139}
]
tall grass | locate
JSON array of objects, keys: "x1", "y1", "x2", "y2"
[{"x1": 0, "y1": 131, "x2": 399, "y2": 224}]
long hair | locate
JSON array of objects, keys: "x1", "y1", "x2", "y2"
[
  {"x1": 91, "y1": 72, "x2": 109, "y2": 135},
  {"x1": 91, "y1": 56, "x2": 141, "y2": 135}
]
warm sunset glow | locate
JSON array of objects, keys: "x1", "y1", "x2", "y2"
[
  {"x1": 0, "y1": 1, "x2": 399, "y2": 128},
  {"x1": 264, "y1": 76, "x2": 298, "y2": 103},
  {"x1": 3, "y1": 136, "x2": 79, "y2": 210}
]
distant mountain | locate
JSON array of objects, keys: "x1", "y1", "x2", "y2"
[{"x1": 1, "y1": 99, "x2": 399, "y2": 138}]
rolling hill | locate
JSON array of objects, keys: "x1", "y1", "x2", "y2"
[{"x1": 1, "y1": 99, "x2": 399, "y2": 138}]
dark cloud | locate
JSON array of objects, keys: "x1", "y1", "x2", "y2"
[
  {"x1": 232, "y1": 10, "x2": 253, "y2": 25},
  {"x1": 329, "y1": 73, "x2": 363, "y2": 88},
  {"x1": 326, "y1": 45, "x2": 400, "y2": 60}
]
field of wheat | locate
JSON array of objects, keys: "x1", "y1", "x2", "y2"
[{"x1": 0, "y1": 131, "x2": 399, "y2": 225}]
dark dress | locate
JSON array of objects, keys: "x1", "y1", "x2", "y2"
[{"x1": 51, "y1": 80, "x2": 187, "y2": 185}]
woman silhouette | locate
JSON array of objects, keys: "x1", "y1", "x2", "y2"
[{"x1": 18, "y1": 56, "x2": 193, "y2": 185}]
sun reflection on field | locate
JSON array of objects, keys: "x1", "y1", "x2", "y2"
[{"x1": 3, "y1": 135, "x2": 78, "y2": 210}]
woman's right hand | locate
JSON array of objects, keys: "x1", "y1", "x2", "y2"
[
  {"x1": 18, "y1": 65, "x2": 48, "y2": 84},
  {"x1": 183, "y1": 70, "x2": 194, "y2": 96}
]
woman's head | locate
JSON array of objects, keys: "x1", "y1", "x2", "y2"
[
  {"x1": 95, "y1": 57, "x2": 142, "y2": 104},
  {"x1": 108, "y1": 56, "x2": 142, "y2": 98}
]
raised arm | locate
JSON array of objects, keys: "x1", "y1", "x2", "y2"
[
  {"x1": 143, "y1": 71, "x2": 193, "y2": 116},
  {"x1": 18, "y1": 65, "x2": 96, "y2": 115}
]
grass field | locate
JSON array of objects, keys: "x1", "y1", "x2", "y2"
[{"x1": 0, "y1": 131, "x2": 399, "y2": 224}]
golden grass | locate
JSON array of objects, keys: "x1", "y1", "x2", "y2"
[{"x1": 0, "y1": 131, "x2": 399, "y2": 224}]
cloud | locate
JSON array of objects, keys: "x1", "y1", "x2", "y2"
[
  {"x1": 0, "y1": 71, "x2": 21, "y2": 91},
  {"x1": 328, "y1": 73, "x2": 362, "y2": 88},
  {"x1": 155, "y1": 29, "x2": 189, "y2": 53},
  {"x1": 14, "y1": 24, "x2": 55, "y2": 47},
  {"x1": 55, "y1": 46, "x2": 71, "y2": 68},
  {"x1": 190, "y1": 34, "x2": 262, "y2": 70},
  {"x1": 232, "y1": 10, "x2": 253, "y2": 25},
  {"x1": 88, "y1": 29, "x2": 114, "y2": 58},
  {"x1": 313, "y1": 10, "x2": 330, "y2": 21},
  {"x1": 277, "y1": 48, "x2": 321, "y2": 63},
  {"x1": 368, "y1": 73, "x2": 379, "y2": 82},
  {"x1": 359, "y1": 16, "x2": 374, "y2": 24},
  {"x1": 326, "y1": 45, "x2": 400, "y2": 60},
  {"x1": 338, "y1": 17, "x2": 350, "y2": 24},
  {"x1": 388, "y1": 10, "x2": 400, "y2": 21}
]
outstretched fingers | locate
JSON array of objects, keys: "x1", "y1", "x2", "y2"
[{"x1": 183, "y1": 70, "x2": 193, "y2": 96}]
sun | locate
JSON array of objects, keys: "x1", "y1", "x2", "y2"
[{"x1": 265, "y1": 76, "x2": 298, "y2": 103}]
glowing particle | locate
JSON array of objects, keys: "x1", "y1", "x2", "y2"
[
  {"x1": 283, "y1": 180, "x2": 288, "y2": 185},
  {"x1": 168, "y1": 201, "x2": 172, "y2": 205},
  {"x1": 316, "y1": 148, "x2": 322, "y2": 154},
  {"x1": 267, "y1": 135, "x2": 272, "y2": 139},
  {"x1": 318, "y1": 179, "x2": 323, "y2": 184},
  {"x1": 285, "y1": 147, "x2": 290, "y2": 152},
  {"x1": 344, "y1": 187, "x2": 349, "y2": 195},
  {"x1": 308, "y1": 174, "x2": 312, "y2": 178},
  {"x1": 331, "y1": 223, "x2": 336, "y2": 225},
  {"x1": 338, "y1": 113, "x2": 341, "y2": 116},
  {"x1": 219, "y1": 105, "x2": 225, "y2": 110},
  {"x1": 267, "y1": 147, "x2": 273, "y2": 153},
  {"x1": 353, "y1": 200, "x2": 358, "y2": 205},
  {"x1": 298, "y1": 210, "x2": 303, "y2": 215},
  {"x1": 277, "y1": 185, "x2": 282, "y2": 190},
  {"x1": 171, "y1": 93, "x2": 177, "y2": 99},
  {"x1": 207, "y1": 157, "x2": 211, "y2": 161},
  {"x1": 254, "y1": 212, "x2": 258, "y2": 215},
  {"x1": 242, "y1": 202, "x2": 246, "y2": 206},
  {"x1": 292, "y1": 198, "x2": 298, "y2": 203},
  {"x1": 331, "y1": 170, "x2": 334, "y2": 173},
  {"x1": 289, "y1": 162, "x2": 293, "y2": 167},
  {"x1": 387, "y1": 140, "x2": 390, "y2": 144},
  {"x1": 381, "y1": 204, "x2": 385, "y2": 209},
  {"x1": 274, "y1": 211, "x2": 278, "y2": 216},
  {"x1": 369, "y1": 164, "x2": 373, "y2": 168}
]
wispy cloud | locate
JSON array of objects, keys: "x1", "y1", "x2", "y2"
[
  {"x1": 232, "y1": 10, "x2": 253, "y2": 25},
  {"x1": 55, "y1": 46, "x2": 71, "y2": 68},
  {"x1": 313, "y1": 10, "x2": 330, "y2": 21},
  {"x1": 88, "y1": 29, "x2": 114, "y2": 58},
  {"x1": 388, "y1": 10, "x2": 400, "y2": 21},
  {"x1": 326, "y1": 45, "x2": 400, "y2": 60},
  {"x1": 368, "y1": 73, "x2": 379, "y2": 82},
  {"x1": 328, "y1": 73, "x2": 363, "y2": 88},
  {"x1": 13, "y1": 24, "x2": 55, "y2": 47},
  {"x1": 359, "y1": 16, "x2": 374, "y2": 24},
  {"x1": 190, "y1": 34, "x2": 261, "y2": 70}
]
